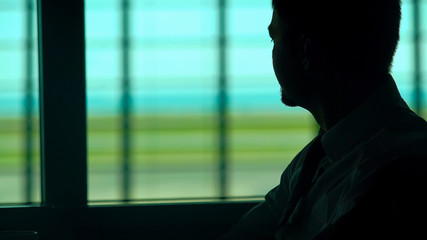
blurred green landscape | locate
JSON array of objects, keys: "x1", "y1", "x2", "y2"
[
  {"x1": 1, "y1": 105, "x2": 426, "y2": 203},
  {"x1": 0, "y1": 112, "x2": 314, "y2": 202}
]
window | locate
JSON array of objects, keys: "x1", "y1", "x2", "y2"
[
  {"x1": 392, "y1": 0, "x2": 427, "y2": 118},
  {"x1": 86, "y1": 0, "x2": 220, "y2": 201},
  {"x1": 0, "y1": 0, "x2": 40, "y2": 204},
  {"x1": 1, "y1": 0, "x2": 425, "y2": 206},
  {"x1": 85, "y1": 0, "x2": 315, "y2": 202},
  {"x1": 0, "y1": 0, "x2": 425, "y2": 239},
  {"x1": 86, "y1": 0, "x2": 426, "y2": 203}
]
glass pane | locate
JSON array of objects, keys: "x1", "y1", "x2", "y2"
[
  {"x1": 86, "y1": 0, "x2": 425, "y2": 202},
  {"x1": 86, "y1": 0, "x2": 218, "y2": 201},
  {"x1": 420, "y1": 0, "x2": 427, "y2": 119},
  {"x1": 392, "y1": 0, "x2": 426, "y2": 118},
  {"x1": 0, "y1": 0, "x2": 40, "y2": 204},
  {"x1": 86, "y1": 0, "x2": 121, "y2": 201},
  {"x1": 392, "y1": 1, "x2": 415, "y2": 107},
  {"x1": 227, "y1": 0, "x2": 315, "y2": 197}
]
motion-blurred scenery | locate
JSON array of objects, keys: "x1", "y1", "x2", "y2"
[{"x1": 1, "y1": 0, "x2": 426, "y2": 204}]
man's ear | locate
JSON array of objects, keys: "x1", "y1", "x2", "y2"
[{"x1": 301, "y1": 35, "x2": 312, "y2": 71}]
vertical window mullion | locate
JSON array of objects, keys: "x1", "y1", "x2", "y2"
[
  {"x1": 412, "y1": 0, "x2": 422, "y2": 114},
  {"x1": 37, "y1": 0, "x2": 87, "y2": 207},
  {"x1": 218, "y1": 0, "x2": 228, "y2": 199},
  {"x1": 24, "y1": 0, "x2": 35, "y2": 204},
  {"x1": 120, "y1": 0, "x2": 132, "y2": 201}
]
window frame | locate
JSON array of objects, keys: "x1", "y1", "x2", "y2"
[
  {"x1": 37, "y1": 0, "x2": 87, "y2": 208},
  {"x1": 0, "y1": 0, "x2": 424, "y2": 239},
  {"x1": 0, "y1": 0, "x2": 259, "y2": 239}
]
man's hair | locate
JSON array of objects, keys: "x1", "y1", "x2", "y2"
[{"x1": 272, "y1": 0, "x2": 402, "y2": 74}]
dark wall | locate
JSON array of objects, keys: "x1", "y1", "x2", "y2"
[{"x1": 0, "y1": 201, "x2": 258, "y2": 240}]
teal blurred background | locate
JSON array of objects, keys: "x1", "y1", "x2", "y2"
[{"x1": 0, "y1": 0, "x2": 426, "y2": 203}]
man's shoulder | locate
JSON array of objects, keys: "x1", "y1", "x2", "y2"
[
  {"x1": 386, "y1": 104, "x2": 427, "y2": 134},
  {"x1": 315, "y1": 137, "x2": 427, "y2": 240},
  {"x1": 364, "y1": 108, "x2": 427, "y2": 159},
  {"x1": 356, "y1": 126, "x2": 427, "y2": 193},
  {"x1": 375, "y1": 138, "x2": 427, "y2": 190}
]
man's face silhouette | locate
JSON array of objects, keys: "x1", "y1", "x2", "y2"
[{"x1": 269, "y1": 10, "x2": 307, "y2": 108}]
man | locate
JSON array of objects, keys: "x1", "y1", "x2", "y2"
[{"x1": 220, "y1": 0, "x2": 427, "y2": 239}]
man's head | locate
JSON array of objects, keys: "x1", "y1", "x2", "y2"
[{"x1": 269, "y1": 0, "x2": 402, "y2": 108}]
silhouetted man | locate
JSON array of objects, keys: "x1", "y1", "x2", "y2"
[{"x1": 220, "y1": 0, "x2": 427, "y2": 239}]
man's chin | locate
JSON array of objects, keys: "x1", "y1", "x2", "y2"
[{"x1": 281, "y1": 91, "x2": 298, "y2": 107}]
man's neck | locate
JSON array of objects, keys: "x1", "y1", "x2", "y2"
[{"x1": 310, "y1": 73, "x2": 389, "y2": 131}]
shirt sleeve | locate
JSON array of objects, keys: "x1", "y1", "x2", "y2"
[
  {"x1": 219, "y1": 152, "x2": 303, "y2": 240},
  {"x1": 218, "y1": 196, "x2": 280, "y2": 240}
]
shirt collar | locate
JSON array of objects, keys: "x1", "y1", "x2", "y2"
[{"x1": 320, "y1": 75, "x2": 408, "y2": 162}]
